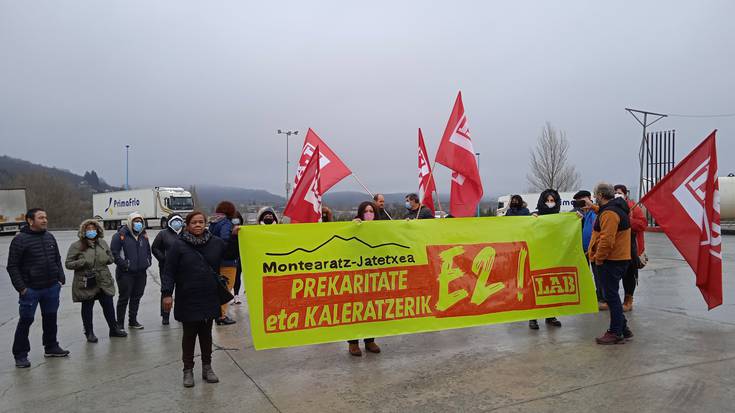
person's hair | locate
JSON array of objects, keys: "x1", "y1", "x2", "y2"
[
  {"x1": 373, "y1": 193, "x2": 384, "y2": 202},
  {"x1": 594, "y1": 182, "x2": 616, "y2": 200},
  {"x1": 215, "y1": 201, "x2": 236, "y2": 219},
  {"x1": 573, "y1": 190, "x2": 592, "y2": 200},
  {"x1": 613, "y1": 184, "x2": 628, "y2": 194},
  {"x1": 321, "y1": 206, "x2": 333, "y2": 222},
  {"x1": 510, "y1": 195, "x2": 524, "y2": 206},
  {"x1": 406, "y1": 193, "x2": 419, "y2": 203},
  {"x1": 356, "y1": 201, "x2": 378, "y2": 220},
  {"x1": 79, "y1": 221, "x2": 101, "y2": 251},
  {"x1": 185, "y1": 210, "x2": 207, "y2": 225},
  {"x1": 26, "y1": 208, "x2": 45, "y2": 224}
]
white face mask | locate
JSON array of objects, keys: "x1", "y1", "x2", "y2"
[
  {"x1": 614, "y1": 193, "x2": 625, "y2": 199},
  {"x1": 545, "y1": 202, "x2": 556, "y2": 209}
]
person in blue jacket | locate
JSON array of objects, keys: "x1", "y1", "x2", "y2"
[
  {"x1": 110, "y1": 212, "x2": 152, "y2": 331},
  {"x1": 504, "y1": 195, "x2": 531, "y2": 216}
]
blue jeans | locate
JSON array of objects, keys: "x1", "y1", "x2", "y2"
[
  {"x1": 13, "y1": 283, "x2": 61, "y2": 358},
  {"x1": 598, "y1": 261, "x2": 630, "y2": 336}
]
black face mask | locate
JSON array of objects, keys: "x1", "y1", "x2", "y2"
[
  {"x1": 510, "y1": 202, "x2": 521, "y2": 208},
  {"x1": 261, "y1": 217, "x2": 275, "y2": 225}
]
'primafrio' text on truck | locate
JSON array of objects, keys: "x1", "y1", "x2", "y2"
[{"x1": 93, "y1": 187, "x2": 194, "y2": 230}]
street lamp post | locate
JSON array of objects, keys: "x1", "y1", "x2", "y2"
[
  {"x1": 277, "y1": 129, "x2": 299, "y2": 203},
  {"x1": 125, "y1": 145, "x2": 130, "y2": 190},
  {"x1": 475, "y1": 152, "x2": 481, "y2": 217}
]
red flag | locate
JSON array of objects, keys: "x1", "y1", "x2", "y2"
[
  {"x1": 284, "y1": 146, "x2": 323, "y2": 223},
  {"x1": 641, "y1": 130, "x2": 722, "y2": 309},
  {"x1": 434, "y1": 91, "x2": 483, "y2": 217},
  {"x1": 418, "y1": 128, "x2": 437, "y2": 213},
  {"x1": 294, "y1": 128, "x2": 351, "y2": 193}
]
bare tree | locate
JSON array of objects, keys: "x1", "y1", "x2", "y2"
[
  {"x1": 10, "y1": 172, "x2": 89, "y2": 228},
  {"x1": 527, "y1": 123, "x2": 581, "y2": 192}
]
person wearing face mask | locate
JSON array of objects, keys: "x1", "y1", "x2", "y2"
[
  {"x1": 110, "y1": 212, "x2": 152, "y2": 331},
  {"x1": 613, "y1": 184, "x2": 647, "y2": 312},
  {"x1": 208, "y1": 201, "x2": 239, "y2": 326},
  {"x1": 152, "y1": 213, "x2": 184, "y2": 325},
  {"x1": 529, "y1": 189, "x2": 563, "y2": 330},
  {"x1": 504, "y1": 195, "x2": 530, "y2": 216},
  {"x1": 257, "y1": 206, "x2": 280, "y2": 225},
  {"x1": 404, "y1": 193, "x2": 434, "y2": 220},
  {"x1": 231, "y1": 211, "x2": 245, "y2": 305},
  {"x1": 66, "y1": 219, "x2": 128, "y2": 342},
  {"x1": 347, "y1": 201, "x2": 382, "y2": 356}
]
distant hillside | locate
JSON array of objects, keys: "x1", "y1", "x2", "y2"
[
  {"x1": 0, "y1": 155, "x2": 119, "y2": 193},
  {"x1": 194, "y1": 185, "x2": 285, "y2": 210}
]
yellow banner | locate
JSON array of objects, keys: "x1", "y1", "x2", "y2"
[{"x1": 240, "y1": 214, "x2": 597, "y2": 350}]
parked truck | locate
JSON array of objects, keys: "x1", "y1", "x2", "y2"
[
  {"x1": 93, "y1": 187, "x2": 194, "y2": 230},
  {"x1": 0, "y1": 188, "x2": 27, "y2": 235}
]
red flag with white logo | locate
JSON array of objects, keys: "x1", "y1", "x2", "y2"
[
  {"x1": 418, "y1": 128, "x2": 437, "y2": 213},
  {"x1": 434, "y1": 91, "x2": 483, "y2": 217},
  {"x1": 641, "y1": 130, "x2": 722, "y2": 309},
  {"x1": 294, "y1": 128, "x2": 351, "y2": 193},
  {"x1": 284, "y1": 146, "x2": 323, "y2": 223}
]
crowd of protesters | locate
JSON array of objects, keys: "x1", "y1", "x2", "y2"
[{"x1": 6, "y1": 183, "x2": 645, "y2": 385}]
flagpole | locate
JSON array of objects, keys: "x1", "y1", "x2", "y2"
[{"x1": 351, "y1": 174, "x2": 393, "y2": 220}]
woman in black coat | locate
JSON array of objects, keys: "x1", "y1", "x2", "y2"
[
  {"x1": 162, "y1": 211, "x2": 237, "y2": 388},
  {"x1": 529, "y1": 189, "x2": 563, "y2": 330}
]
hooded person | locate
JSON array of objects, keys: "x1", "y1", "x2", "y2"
[
  {"x1": 152, "y1": 213, "x2": 184, "y2": 325},
  {"x1": 257, "y1": 207, "x2": 279, "y2": 225},
  {"x1": 534, "y1": 189, "x2": 562, "y2": 216},
  {"x1": 529, "y1": 189, "x2": 563, "y2": 330},
  {"x1": 504, "y1": 195, "x2": 531, "y2": 216},
  {"x1": 65, "y1": 219, "x2": 128, "y2": 342},
  {"x1": 110, "y1": 212, "x2": 152, "y2": 331}
]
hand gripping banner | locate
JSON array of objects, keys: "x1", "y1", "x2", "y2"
[{"x1": 240, "y1": 214, "x2": 598, "y2": 350}]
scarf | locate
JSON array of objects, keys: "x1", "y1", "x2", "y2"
[{"x1": 180, "y1": 229, "x2": 212, "y2": 246}]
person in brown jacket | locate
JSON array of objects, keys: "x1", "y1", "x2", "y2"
[{"x1": 588, "y1": 182, "x2": 633, "y2": 345}]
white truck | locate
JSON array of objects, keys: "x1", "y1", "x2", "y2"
[
  {"x1": 93, "y1": 187, "x2": 194, "y2": 230},
  {"x1": 496, "y1": 192, "x2": 579, "y2": 216},
  {"x1": 0, "y1": 188, "x2": 27, "y2": 234}
]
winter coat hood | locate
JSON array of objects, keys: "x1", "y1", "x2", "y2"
[
  {"x1": 126, "y1": 212, "x2": 145, "y2": 229},
  {"x1": 536, "y1": 189, "x2": 562, "y2": 215},
  {"x1": 257, "y1": 207, "x2": 279, "y2": 224},
  {"x1": 167, "y1": 213, "x2": 184, "y2": 230},
  {"x1": 77, "y1": 219, "x2": 104, "y2": 240}
]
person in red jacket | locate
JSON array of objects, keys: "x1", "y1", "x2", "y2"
[{"x1": 614, "y1": 185, "x2": 647, "y2": 312}]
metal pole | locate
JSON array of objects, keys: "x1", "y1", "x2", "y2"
[
  {"x1": 285, "y1": 133, "x2": 290, "y2": 202},
  {"x1": 475, "y1": 152, "x2": 481, "y2": 217},
  {"x1": 125, "y1": 145, "x2": 130, "y2": 190}
]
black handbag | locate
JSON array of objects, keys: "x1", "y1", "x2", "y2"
[{"x1": 190, "y1": 247, "x2": 234, "y2": 305}]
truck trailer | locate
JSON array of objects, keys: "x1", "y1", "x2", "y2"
[
  {"x1": 93, "y1": 187, "x2": 194, "y2": 230},
  {"x1": 0, "y1": 188, "x2": 27, "y2": 234}
]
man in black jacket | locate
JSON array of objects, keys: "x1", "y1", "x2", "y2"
[
  {"x1": 405, "y1": 193, "x2": 434, "y2": 220},
  {"x1": 7, "y1": 208, "x2": 70, "y2": 368},
  {"x1": 151, "y1": 213, "x2": 183, "y2": 325}
]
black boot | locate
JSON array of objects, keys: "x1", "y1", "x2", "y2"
[
  {"x1": 162, "y1": 313, "x2": 170, "y2": 326},
  {"x1": 85, "y1": 330, "x2": 98, "y2": 343},
  {"x1": 529, "y1": 320, "x2": 539, "y2": 330}
]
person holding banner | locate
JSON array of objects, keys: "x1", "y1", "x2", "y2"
[
  {"x1": 162, "y1": 211, "x2": 237, "y2": 387},
  {"x1": 588, "y1": 183, "x2": 634, "y2": 345},
  {"x1": 529, "y1": 190, "x2": 563, "y2": 330},
  {"x1": 373, "y1": 194, "x2": 391, "y2": 220},
  {"x1": 347, "y1": 201, "x2": 382, "y2": 356}
]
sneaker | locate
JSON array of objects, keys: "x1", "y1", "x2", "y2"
[
  {"x1": 44, "y1": 346, "x2": 71, "y2": 357},
  {"x1": 216, "y1": 316, "x2": 236, "y2": 326},
  {"x1": 232, "y1": 295, "x2": 242, "y2": 305},
  {"x1": 545, "y1": 317, "x2": 562, "y2": 327},
  {"x1": 85, "y1": 332, "x2": 98, "y2": 343},
  {"x1": 15, "y1": 357, "x2": 31, "y2": 368},
  {"x1": 596, "y1": 331, "x2": 624, "y2": 345},
  {"x1": 623, "y1": 327, "x2": 634, "y2": 340},
  {"x1": 109, "y1": 328, "x2": 128, "y2": 338},
  {"x1": 529, "y1": 320, "x2": 539, "y2": 330},
  {"x1": 128, "y1": 321, "x2": 144, "y2": 330}
]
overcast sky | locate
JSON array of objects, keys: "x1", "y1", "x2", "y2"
[{"x1": 1, "y1": 1, "x2": 734, "y2": 200}]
